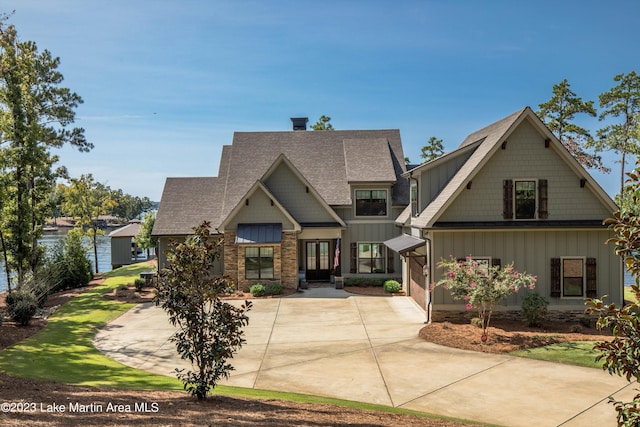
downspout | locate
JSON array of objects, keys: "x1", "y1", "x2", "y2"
[{"x1": 423, "y1": 235, "x2": 432, "y2": 324}]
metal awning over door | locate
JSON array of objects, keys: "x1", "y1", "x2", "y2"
[{"x1": 383, "y1": 234, "x2": 425, "y2": 255}]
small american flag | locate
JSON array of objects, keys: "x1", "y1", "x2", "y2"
[{"x1": 333, "y1": 238, "x2": 340, "y2": 270}]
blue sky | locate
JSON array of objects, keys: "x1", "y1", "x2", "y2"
[{"x1": 4, "y1": 0, "x2": 639, "y2": 200}]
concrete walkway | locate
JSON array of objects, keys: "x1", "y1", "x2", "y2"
[{"x1": 94, "y1": 289, "x2": 635, "y2": 426}]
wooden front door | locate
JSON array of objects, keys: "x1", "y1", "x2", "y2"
[{"x1": 306, "y1": 241, "x2": 330, "y2": 281}]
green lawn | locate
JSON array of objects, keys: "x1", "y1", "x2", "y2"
[
  {"x1": 0, "y1": 262, "x2": 182, "y2": 390},
  {"x1": 510, "y1": 341, "x2": 604, "y2": 368},
  {"x1": 0, "y1": 262, "x2": 487, "y2": 425},
  {"x1": 625, "y1": 286, "x2": 638, "y2": 303}
]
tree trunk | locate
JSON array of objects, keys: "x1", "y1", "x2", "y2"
[
  {"x1": 93, "y1": 226, "x2": 99, "y2": 274},
  {"x1": 0, "y1": 228, "x2": 11, "y2": 293}
]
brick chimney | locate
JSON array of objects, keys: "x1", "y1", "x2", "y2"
[{"x1": 290, "y1": 117, "x2": 308, "y2": 131}]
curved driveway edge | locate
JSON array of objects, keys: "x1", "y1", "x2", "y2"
[{"x1": 94, "y1": 289, "x2": 634, "y2": 426}]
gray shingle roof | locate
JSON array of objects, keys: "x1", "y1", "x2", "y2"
[
  {"x1": 152, "y1": 177, "x2": 223, "y2": 235},
  {"x1": 154, "y1": 129, "x2": 409, "y2": 236},
  {"x1": 411, "y1": 107, "x2": 527, "y2": 228}
]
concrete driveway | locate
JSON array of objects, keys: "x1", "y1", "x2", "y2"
[{"x1": 94, "y1": 289, "x2": 635, "y2": 427}]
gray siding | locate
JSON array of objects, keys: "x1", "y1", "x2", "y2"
[
  {"x1": 418, "y1": 151, "x2": 474, "y2": 210},
  {"x1": 342, "y1": 220, "x2": 402, "y2": 277},
  {"x1": 430, "y1": 229, "x2": 622, "y2": 309},
  {"x1": 264, "y1": 161, "x2": 338, "y2": 223},
  {"x1": 157, "y1": 236, "x2": 223, "y2": 274},
  {"x1": 111, "y1": 237, "x2": 132, "y2": 267},
  {"x1": 225, "y1": 187, "x2": 296, "y2": 230},
  {"x1": 439, "y1": 120, "x2": 612, "y2": 222}
]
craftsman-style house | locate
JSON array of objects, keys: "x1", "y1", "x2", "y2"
[
  {"x1": 152, "y1": 118, "x2": 408, "y2": 291},
  {"x1": 386, "y1": 107, "x2": 622, "y2": 319}
]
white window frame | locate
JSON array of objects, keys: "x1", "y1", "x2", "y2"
[
  {"x1": 354, "y1": 188, "x2": 389, "y2": 218},
  {"x1": 513, "y1": 179, "x2": 538, "y2": 220},
  {"x1": 410, "y1": 181, "x2": 419, "y2": 217},
  {"x1": 560, "y1": 256, "x2": 586, "y2": 299}
]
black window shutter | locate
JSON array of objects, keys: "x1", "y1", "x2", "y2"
[
  {"x1": 586, "y1": 258, "x2": 597, "y2": 298},
  {"x1": 503, "y1": 179, "x2": 513, "y2": 219},
  {"x1": 386, "y1": 248, "x2": 395, "y2": 274},
  {"x1": 550, "y1": 258, "x2": 561, "y2": 297},
  {"x1": 350, "y1": 243, "x2": 357, "y2": 274},
  {"x1": 538, "y1": 179, "x2": 548, "y2": 219},
  {"x1": 492, "y1": 258, "x2": 501, "y2": 269}
]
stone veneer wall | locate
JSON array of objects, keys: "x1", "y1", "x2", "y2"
[
  {"x1": 225, "y1": 230, "x2": 299, "y2": 291},
  {"x1": 223, "y1": 232, "x2": 239, "y2": 289},
  {"x1": 280, "y1": 231, "x2": 298, "y2": 289}
]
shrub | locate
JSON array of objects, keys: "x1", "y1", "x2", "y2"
[
  {"x1": 0, "y1": 312, "x2": 3, "y2": 326},
  {"x1": 265, "y1": 283, "x2": 283, "y2": 295},
  {"x1": 7, "y1": 291, "x2": 38, "y2": 325},
  {"x1": 344, "y1": 277, "x2": 398, "y2": 287},
  {"x1": 134, "y1": 278, "x2": 146, "y2": 291},
  {"x1": 250, "y1": 284, "x2": 265, "y2": 297},
  {"x1": 45, "y1": 232, "x2": 93, "y2": 292},
  {"x1": 383, "y1": 280, "x2": 402, "y2": 293},
  {"x1": 521, "y1": 292, "x2": 549, "y2": 327}
]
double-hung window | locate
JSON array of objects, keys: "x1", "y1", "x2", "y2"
[
  {"x1": 245, "y1": 247, "x2": 274, "y2": 279},
  {"x1": 562, "y1": 257, "x2": 585, "y2": 297},
  {"x1": 355, "y1": 190, "x2": 387, "y2": 216}
]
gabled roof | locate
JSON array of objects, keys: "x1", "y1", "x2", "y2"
[
  {"x1": 218, "y1": 129, "x2": 408, "y2": 223},
  {"x1": 411, "y1": 106, "x2": 617, "y2": 228},
  {"x1": 152, "y1": 177, "x2": 223, "y2": 236},
  {"x1": 154, "y1": 129, "x2": 407, "y2": 236},
  {"x1": 218, "y1": 180, "x2": 301, "y2": 232},
  {"x1": 109, "y1": 222, "x2": 141, "y2": 238},
  {"x1": 344, "y1": 138, "x2": 397, "y2": 183},
  {"x1": 261, "y1": 154, "x2": 347, "y2": 228}
]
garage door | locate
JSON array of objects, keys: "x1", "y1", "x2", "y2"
[{"x1": 409, "y1": 258, "x2": 426, "y2": 309}]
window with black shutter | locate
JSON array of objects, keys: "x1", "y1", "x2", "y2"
[
  {"x1": 550, "y1": 258, "x2": 561, "y2": 297},
  {"x1": 538, "y1": 179, "x2": 548, "y2": 219},
  {"x1": 350, "y1": 243, "x2": 357, "y2": 273}
]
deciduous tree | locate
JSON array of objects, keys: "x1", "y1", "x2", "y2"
[
  {"x1": 0, "y1": 17, "x2": 91, "y2": 286},
  {"x1": 586, "y1": 162, "x2": 640, "y2": 425},
  {"x1": 155, "y1": 222, "x2": 251, "y2": 399},
  {"x1": 62, "y1": 174, "x2": 115, "y2": 273}
]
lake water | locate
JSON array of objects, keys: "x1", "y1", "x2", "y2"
[{"x1": 0, "y1": 232, "x2": 113, "y2": 292}]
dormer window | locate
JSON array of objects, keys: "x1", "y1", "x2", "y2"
[{"x1": 355, "y1": 190, "x2": 387, "y2": 216}]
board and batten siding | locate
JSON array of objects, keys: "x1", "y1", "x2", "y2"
[
  {"x1": 430, "y1": 229, "x2": 622, "y2": 310},
  {"x1": 263, "y1": 161, "x2": 338, "y2": 224},
  {"x1": 438, "y1": 119, "x2": 612, "y2": 222},
  {"x1": 341, "y1": 219, "x2": 402, "y2": 276}
]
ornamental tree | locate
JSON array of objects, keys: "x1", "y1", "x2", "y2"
[
  {"x1": 435, "y1": 256, "x2": 537, "y2": 340},
  {"x1": 585, "y1": 161, "x2": 640, "y2": 425},
  {"x1": 155, "y1": 221, "x2": 251, "y2": 399}
]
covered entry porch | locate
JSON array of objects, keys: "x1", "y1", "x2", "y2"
[{"x1": 298, "y1": 226, "x2": 343, "y2": 287}]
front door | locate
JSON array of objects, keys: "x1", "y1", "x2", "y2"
[{"x1": 306, "y1": 241, "x2": 330, "y2": 281}]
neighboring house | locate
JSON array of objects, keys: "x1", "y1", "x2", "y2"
[
  {"x1": 152, "y1": 118, "x2": 408, "y2": 290},
  {"x1": 386, "y1": 107, "x2": 622, "y2": 320},
  {"x1": 109, "y1": 221, "x2": 143, "y2": 269}
]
